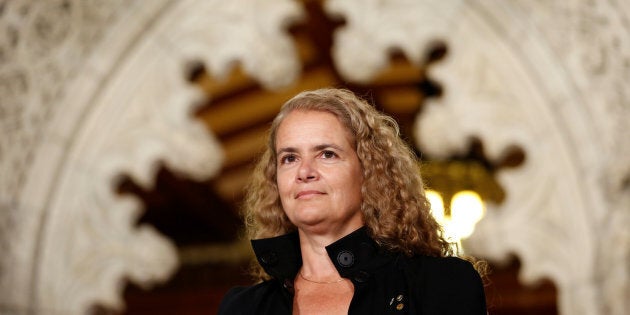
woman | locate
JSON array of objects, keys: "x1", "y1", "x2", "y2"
[{"x1": 218, "y1": 88, "x2": 486, "y2": 314}]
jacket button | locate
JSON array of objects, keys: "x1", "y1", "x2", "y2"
[
  {"x1": 353, "y1": 270, "x2": 370, "y2": 283},
  {"x1": 259, "y1": 251, "x2": 278, "y2": 266},
  {"x1": 337, "y1": 250, "x2": 355, "y2": 267}
]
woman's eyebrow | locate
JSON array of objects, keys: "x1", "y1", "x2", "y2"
[
  {"x1": 277, "y1": 143, "x2": 345, "y2": 155},
  {"x1": 276, "y1": 147, "x2": 297, "y2": 155},
  {"x1": 313, "y1": 143, "x2": 344, "y2": 152}
]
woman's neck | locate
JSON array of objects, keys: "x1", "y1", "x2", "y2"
[{"x1": 297, "y1": 230, "x2": 344, "y2": 280}]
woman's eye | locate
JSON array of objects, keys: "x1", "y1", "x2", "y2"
[
  {"x1": 321, "y1": 150, "x2": 337, "y2": 159},
  {"x1": 280, "y1": 154, "x2": 297, "y2": 164}
]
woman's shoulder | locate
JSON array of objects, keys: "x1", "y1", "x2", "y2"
[
  {"x1": 217, "y1": 281, "x2": 276, "y2": 315},
  {"x1": 404, "y1": 254, "x2": 476, "y2": 272},
  {"x1": 400, "y1": 255, "x2": 485, "y2": 295},
  {"x1": 400, "y1": 254, "x2": 487, "y2": 312}
]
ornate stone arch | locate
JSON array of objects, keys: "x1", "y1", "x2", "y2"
[
  {"x1": 329, "y1": 1, "x2": 629, "y2": 314},
  {"x1": 1, "y1": 0, "x2": 628, "y2": 314},
  {"x1": 327, "y1": 1, "x2": 630, "y2": 314},
  {"x1": 0, "y1": 0, "x2": 303, "y2": 313}
]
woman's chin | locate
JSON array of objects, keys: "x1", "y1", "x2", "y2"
[{"x1": 292, "y1": 215, "x2": 326, "y2": 228}]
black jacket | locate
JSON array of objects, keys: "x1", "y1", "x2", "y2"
[{"x1": 218, "y1": 227, "x2": 486, "y2": 314}]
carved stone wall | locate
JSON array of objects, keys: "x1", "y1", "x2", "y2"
[
  {"x1": 328, "y1": 1, "x2": 627, "y2": 315},
  {"x1": 1, "y1": 0, "x2": 628, "y2": 314},
  {"x1": 330, "y1": 1, "x2": 629, "y2": 314},
  {"x1": 0, "y1": 0, "x2": 303, "y2": 314}
]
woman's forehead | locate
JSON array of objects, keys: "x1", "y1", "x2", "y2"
[{"x1": 275, "y1": 110, "x2": 353, "y2": 147}]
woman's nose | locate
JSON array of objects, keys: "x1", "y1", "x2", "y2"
[{"x1": 297, "y1": 159, "x2": 318, "y2": 182}]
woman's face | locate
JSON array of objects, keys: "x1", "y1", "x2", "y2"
[{"x1": 275, "y1": 110, "x2": 364, "y2": 235}]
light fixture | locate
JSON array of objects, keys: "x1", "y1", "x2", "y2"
[
  {"x1": 450, "y1": 190, "x2": 485, "y2": 239},
  {"x1": 426, "y1": 189, "x2": 485, "y2": 254}
]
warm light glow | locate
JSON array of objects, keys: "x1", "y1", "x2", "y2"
[
  {"x1": 426, "y1": 189, "x2": 485, "y2": 252},
  {"x1": 426, "y1": 189, "x2": 445, "y2": 225},
  {"x1": 450, "y1": 190, "x2": 485, "y2": 239}
]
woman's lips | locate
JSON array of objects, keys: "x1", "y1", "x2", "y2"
[{"x1": 295, "y1": 190, "x2": 325, "y2": 199}]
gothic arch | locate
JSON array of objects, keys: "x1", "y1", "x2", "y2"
[
  {"x1": 0, "y1": 0, "x2": 302, "y2": 313},
  {"x1": 328, "y1": 1, "x2": 629, "y2": 314}
]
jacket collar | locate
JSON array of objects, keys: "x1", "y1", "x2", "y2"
[{"x1": 251, "y1": 226, "x2": 393, "y2": 287}]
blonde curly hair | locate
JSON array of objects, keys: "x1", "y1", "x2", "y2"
[{"x1": 243, "y1": 88, "x2": 452, "y2": 280}]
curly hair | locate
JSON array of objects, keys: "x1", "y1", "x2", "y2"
[{"x1": 243, "y1": 88, "x2": 453, "y2": 280}]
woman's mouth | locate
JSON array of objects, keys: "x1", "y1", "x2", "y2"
[{"x1": 295, "y1": 190, "x2": 325, "y2": 199}]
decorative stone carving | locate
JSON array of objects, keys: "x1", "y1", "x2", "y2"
[
  {"x1": 0, "y1": 0, "x2": 303, "y2": 314},
  {"x1": 330, "y1": 1, "x2": 629, "y2": 315},
  {"x1": 160, "y1": 0, "x2": 304, "y2": 90},
  {"x1": 1, "y1": 1, "x2": 142, "y2": 312}
]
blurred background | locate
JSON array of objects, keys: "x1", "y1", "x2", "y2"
[{"x1": 1, "y1": 1, "x2": 628, "y2": 315}]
